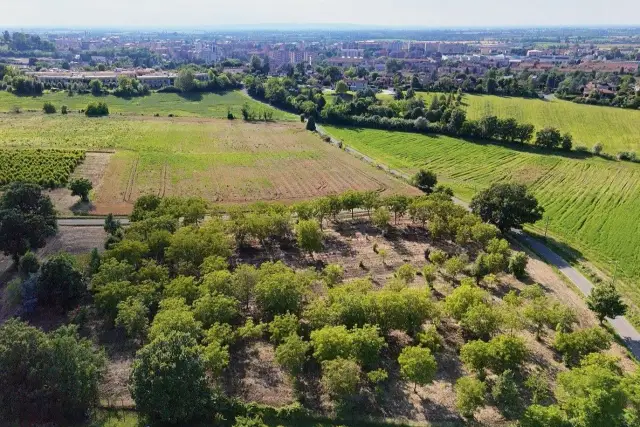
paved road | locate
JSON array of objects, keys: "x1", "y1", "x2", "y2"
[
  {"x1": 58, "y1": 218, "x2": 130, "y2": 227},
  {"x1": 514, "y1": 230, "x2": 640, "y2": 359}
]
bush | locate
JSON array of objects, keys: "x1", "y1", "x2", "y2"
[
  {"x1": 37, "y1": 253, "x2": 84, "y2": 309},
  {"x1": 398, "y1": 346, "x2": 437, "y2": 391},
  {"x1": 508, "y1": 251, "x2": 528, "y2": 279},
  {"x1": 455, "y1": 376, "x2": 486, "y2": 419},
  {"x1": 592, "y1": 142, "x2": 604, "y2": 155},
  {"x1": 4, "y1": 278, "x2": 23, "y2": 308},
  {"x1": 553, "y1": 327, "x2": 611, "y2": 366},
  {"x1": 42, "y1": 101, "x2": 56, "y2": 114},
  {"x1": 61, "y1": 105, "x2": 68, "y2": 114},
  {"x1": 275, "y1": 334, "x2": 310, "y2": 376},
  {"x1": 306, "y1": 116, "x2": 316, "y2": 131},
  {"x1": 85, "y1": 102, "x2": 109, "y2": 117},
  {"x1": 19, "y1": 251, "x2": 40, "y2": 275},
  {"x1": 491, "y1": 369, "x2": 521, "y2": 418},
  {"x1": 321, "y1": 357, "x2": 361, "y2": 400}
]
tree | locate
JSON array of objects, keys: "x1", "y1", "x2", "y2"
[
  {"x1": 553, "y1": 327, "x2": 611, "y2": 366},
  {"x1": 175, "y1": 69, "x2": 196, "y2": 92},
  {"x1": 0, "y1": 320, "x2": 105, "y2": 424},
  {"x1": 555, "y1": 355, "x2": 627, "y2": 427},
  {"x1": 395, "y1": 263, "x2": 416, "y2": 284},
  {"x1": 520, "y1": 405, "x2": 570, "y2": 427},
  {"x1": 129, "y1": 332, "x2": 211, "y2": 425},
  {"x1": 255, "y1": 269, "x2": 307, "y2": 317},
  {"x1": 470, "y1": 183, "x2": 544, "y2": 232},
  {"x1": 321, "y1": 358, "x2": 361, "y2": 401},
  {"x1": 275, "y1": 334, "x2": 310, "y2": 376},
  {"x1": 295, "y1": 219, "x2": 323, "y2": 256},
  {"x1": 561, "y1": 133, "x2": 573, "y2": 151},
  {"x1": 335, "y1": 80, "x2": 348, "y2": 94},
  {"x1": 193, "y1": 292, "x2": 239, "y2": 328},
  {"x1": 42, "y1": 101, "x2": 56, "y2": 114},
  {"x1": 67, "y1": 178, "x2": 93, "y2": 203},
  {"x1": 508, "y1": 251, "x2": 529, "y2": 279},
  {"x1": 19, "y1": 251, "x2": 39, "y2": 275},
  {"x1": 115, "y1": 297, "x2": 149, "y2": 341},
  {"x1": 269, "y1": 313, "x2": 299, "y2": 343},
  {"x1": 371, "y1": 207, "x2": 391, "y2": 234},
  {"x1": 306, "y1": 115, "x2": 316, "y2": 131},
  {"x1": 411, "y1": 169, "x2": 438, "y2": 193},
  {"x1": 535, "y1": 127, "x2": 562, "y2": 149},
  {"x1": 0, "y1": 182, "x2": 57, "y2": 262},
  {"x1": 587, "y1": 283, "x2": 627, "y2": 324},
  {"x1": 89, "y1": 79, "x2": 103, "y2": 96},
  {"x1": 461, "y1": 303, "x2": 502, "y2": 338},
  {"x1": 104, "y1": 213, "x2": 122, "y2": 235},
  {"x1": 491, "y1": 369, "x2": 521, "y2": 418},
  {"x1": 85, "y1": 102, "x2": 109, "y2": 116},
  {"x1": 456, "y1": 376, "x2": 486, "y2": 419},
  {"x1": 37, "y1": 253, "x2": 84, "y2": 309},
  {"x1": 398, "y1": 346, "x2": 437, "y2": 392}
]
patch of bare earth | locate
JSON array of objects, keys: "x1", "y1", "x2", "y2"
[{"x1": 48, "y1": 151, "x2": 113, "y2": 215}]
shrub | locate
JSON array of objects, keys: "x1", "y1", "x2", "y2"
[
  {"x1": 398, "y1": 346, "x2": 437, "y2": 391},
  {"x1": 115, "y1": 297, "x2": 149, "y2": 341},
  {"x1": 553, "y1": 327, "x2": 611, "y2": 366},
  {"x1": 43, "y1": 101, "x2": 56, "y2": 114},
  {"x1": 4, "y1": 278, "x2": 23, "y2": 308},
  {"x1": 61, "y1": 105, "x2": 68, "y2": 114},
  {"x1": 395, "y1": 263, "x2": 416, "y2": 284},
  {"x1": 268, "y1": 313, "x2": 299, "y2": 343},
  {"x1": 275, "y1": 334, "x2": 310, "y2": 376},
  {"x1": 592, "y1": 142, "x2": 604, "y2": 155},
  {"x1": 19, "y1": 251, "x2": 40, "y2": 275},
  {"x1": 321, "y1": 358, "x2": 361, "y2": 401},
  {"x1": 508, "y1": 251, "x2": 528, "y2": 279},
  {"x1": 37, "y1": 253, "x2": 84, "y2": 309},
  {"x1": 85, "y1": 102, "x2": 109, "y2": 117},
  {"x1": 456, "y1": 376, "x2": 486, "y2": 419},
  {"x1": 491, "y1": 369, "x2": 521, "y2": 418}
]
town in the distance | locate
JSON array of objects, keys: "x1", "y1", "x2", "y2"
[{"x1": 1, "y1": 20, "x2": 640, "y2": 427}]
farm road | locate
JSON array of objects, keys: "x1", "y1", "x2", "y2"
[{"x1": 318, "y1": 125, "x2": 640, "y2": 360}]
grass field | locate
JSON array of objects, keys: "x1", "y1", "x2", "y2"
[
  {"x1": 0, "y1": 114, "x2": 417, "y2": 214},
  {"x1": 325, "y1": 125, "x2": 640, "y2": 325},
  {"x1": 0, "y1": 90, "x2": 296, "y2": 120}
]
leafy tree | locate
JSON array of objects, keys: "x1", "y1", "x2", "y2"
[
  {"x1": 295, "y1": 219, "x2": 323, "y2": 255},
  {"x1": 422, "y1": 264, "x2": 437, "y2": 287},
  {"x1": 104, "y1": 213, "x2": 122, "y2": 235},
  {"x1": 89, "y1": 79, "x2": 103, "y2": 96},
  {"x1": 164, "y1": 275, "x2": 199, "y2": 304},
  {"x1": 335, "y1": 80, "x2": 349, "y2": 94},
  {"x1": 0, "y1": 320, "x2": 105, "y2": 424},
  {"x1": 69, "y1": 178, "x2": 93, "y2": 202},
  {"x1": 444, "y1": 254, "x2": 468, "y2": 278},
  {"x1": 417, "y1": 325, "x2": 443, "y2": 353},
  {"x1": 85, "y1": 101, "x2": 109, "y2": 116},
  {"x1": 470, "y1": 183, "x2": 544, "y2": 232},
  {"x1": 321, "y1": 358, "x2": 361, "y2": 401},
  {"x1": 105, "y1": 239, "x2": 149, "y2": 268},
  {"x1": 350, "y1": 324, "x2": 386, "y2": 368},
  {"x1": 0, "y1": 182, "x2": 57, "y2": 262},
  {"x1": 461, "y1": 303, "x2": 502, "y2": 338},
  {"x1": 553, "y1": 327, "x2": 611, "y2": 366},
  {"x1": 255, "y1": 269, "x2": 307, "y2": 317},
  {"x1": 115, "y1": 297, "x2": 149, "y2": 341},
  {"x1": 520, "y1": 404, "x2": 570, "y2": 427},
  {"x1": 555, "y1": 355, "x2": 627, "y2": 427},
  {"x1": 460, "y1": 339, "x2": 492, "y2": 377},
  {"x1": 411, "y1": 169, "x2": 438, "y2": 193},
  {"x1": 233, "y1": 416, "x2": 268, "y2": 427},
  {"x1": 509, "y1": 251, "x2": 529, "y2": 279},
  {"x1": 19, "y1": 250, "x2": 39, "y2": 275},
  {"x1": 371, "y1": 207, "x2": 391, "y2": 233},
  {"x1": 587, "y1": 283, "x2": 627, "y2": 324},
  {"x1": 149, "y1": 298, "x2": 203, "y2": 342},
  {"x1": 535, "y1": 127, "x2": 563, "y2": 149},
  {"x1": 341, "y1": 190, "x2": 364, "y2": 219},
  {"x1": 129, "y1": 332, "x2": 211, "y2": 424},
  {"x1": 232, "y1": 264, "x2": 259, "y2": 309},
  {"x1": 175, "y1": 69, "x2": 196, "y2": 92},
  {"x1": 311, "y1": 325, "x2": 354, "y2": 362},
  {"x1": 398, "y1": 346, "x2": 437, "y2": 392},
  {"x1": 445, "y1": 282, "x2": 488, "y2": 320},
  {"x1": 37, "y1": 253, "x2": 84, "y2": 309},
  {"x1": 193, "y1": 293, "x2": 239, "y2": 328},
  {"x1": 491, "y1": 369, "x2": 521, "y2": 418},
  {"x1": 395, "y1": 263, "x2": 416, "y2": 284},
  {"x1": 269, "y1": 313, "x2": 299, "y2": 343},
  {"x1": 42, "y1": 101, "x2": 56, "y2": 114},
  {"x1": 275, "y1": 334, "x2": 310, "y2": 376},
  {"x1": 323, "y1": 263, "x2": 344, "y2": 287},
  {"x1": 488, "y1": 334, "x2": 528, "y2": 373},
  {"x1": 202, "y1": 339, "x2": 230, "y2": 377},
  {"x1": 456, "y1": 376, "x2": 486, "y2": 419},
  {"x1": 306, "y1": 115, "x2": 316, "y2": 131}
]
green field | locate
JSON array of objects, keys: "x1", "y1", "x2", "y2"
[
  {"x1": 325, "y1": 125, "x2": 640, "y2": 325},
  {"x1": 0, "y1": 90, "x2": 296, "y2": 120}
]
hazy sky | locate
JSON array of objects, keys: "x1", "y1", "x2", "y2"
[{"x1": 3, "y1": 0, "x2": 640, "y2": 29}]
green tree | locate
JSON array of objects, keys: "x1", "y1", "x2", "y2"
[
  {"x1": 306, "y1": 115, "x2": 316, "y2": 131},
  {"x1": 193, "y1": 293, "x2": 239, "y2": 328},
  {"x1": 0, "y1": 182, "x2": 57, "y2": 262},
  {"x1": 461, "y1": 303, "x2": 502, "y2": 338},
  {"x1": 509, "y1": 251, "x2": 529, "y2": 279},
  {"x1": 129, "y1": 332, "x2": 211, "y2": 425},
  {"x1": 268, "y1": 313, "x2": 299, "y2": 343},
  {"x1": 164, "y1": 275, "x2": 199, "y2": 304},
  {"x1": 411, "y1": 169, "x2": 438, "y2": 193},
  {"x1": 115, "y1": 297, "x2": 149, "y2": 341},
  {"x1": 587, "y1": 283, "x2": 627, "y2": 324},
  {"x1": 520, "y1": 405, "x2": 570, "y2": 427},
  {"x1": 395, "y1": 263, "x2": 416, "y2": 284},
  {"x1": 321, "y1": 358, "x2": 361, "y2": 401},
  {"x1": 553, "y1": 327, "x2": 611, "y2": 366},
  {"x1": 535, "y1": 127, "x2": 563, "y2": 149},
  {"x1": 335, "y1": 80, "x2": 349, "y2": 94},
  {"x1": 42, "y1": 101, "x2": 56, "y2": 113},
  {"x1": 255, "y1": 269, "x2": 307, "y2": 317},
  {"x1": 37, "y1": 253, "x2": 84, "y2": 309},
  {"x1": 295, "y1": 219, "x2": 323, "y2": 256},
  {"x1": 89, "y1": 79, "x2": 103, "y2": 95},
  {"x1": 69, "y1": 178, "x2": 93, "y2": 202},
  {"x1": 470, "y1": 183, "x2": 544, "y2": 232},
  {"x1": 491, "y1": 369, "x2": 521, "y2": 418},
  {"x1": 456, "y1": 376, "x2": 486, "y2": 419},
  {"x1": 275, "y1": 334, "x2": 310, "y2": 376},
  {"x1": 398, "y1": 346, "x2": 437, "y2": 392},
  {"x1": 19, "y1": 250, "x2": 39, "y2": 275},
  {"x1": 0, "y1": 320, "x2": 105, "y2": 424},
  {"x1": 371, "y1": 207, "x2": 391, "y2": 234},
  {"x1": 175, "y1": 69, "x2": 196, "y2": 92}
]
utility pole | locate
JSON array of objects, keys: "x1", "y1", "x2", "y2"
[{"x1": 543, "y1": 216, "x2": 550, "y2": 240}]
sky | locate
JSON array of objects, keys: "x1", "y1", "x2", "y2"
[{"x1": 3, "y1": 0, "x2": 640, "y2": 29}]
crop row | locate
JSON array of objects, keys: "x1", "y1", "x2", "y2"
[{"x1": 0, "y1": 149, "x2": 85, "y2": 188}]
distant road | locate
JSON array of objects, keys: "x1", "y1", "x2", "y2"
[{"x1": 58, "y1": 218, "x2": 130, "y2": 227}]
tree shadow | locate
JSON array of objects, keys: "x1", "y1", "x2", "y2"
[{"x1": 177, "y1": 91, "x2": 204, "y2": 102}]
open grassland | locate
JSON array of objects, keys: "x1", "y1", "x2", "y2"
[
  {"x1": 325, "y1": 125, "x2": 640, "y2": 323},
  {"x1": 463, "y1": 94, "x2": 640, "y2": 153},
  {"x1": 0, "y1": 90, "x2": 296, "y2": 120},
  {"x1": 0, "y1": 114, "x2": 417, "y2": 215}
]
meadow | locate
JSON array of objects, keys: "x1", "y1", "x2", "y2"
[
  {"x1": 325, "y1": 125, "x2": 640, "y2": 324},
  {"x1": 0, "y1": 90, "x2": 296, "y2": 120},
  {"x1": 0, "y1": 114, "x2": 416, "y2": 214}
]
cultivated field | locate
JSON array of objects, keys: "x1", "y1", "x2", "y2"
[
  {"x1": 0, "y1": 114, "x2": 418, "y2": 214},
  {"x1": 325, "y1": 126, "x2": 640, "y2": 325},
  {"x1": 0, "y1": 90, "x2": 296, "y2": 120}
]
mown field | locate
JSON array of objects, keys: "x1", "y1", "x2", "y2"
[
  {"x1": 0, "y1": 114, "x2": 417, "y2": 214},
  {"x1": 0, "y1": 90, "x2": 296, "y2": 120},
  {"x1": 325, "y1": 125, "x2": 640, "y2": 325}
]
